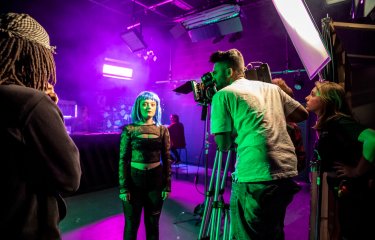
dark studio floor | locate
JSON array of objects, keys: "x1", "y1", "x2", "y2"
[{"x1": 60, "y1": 165, "x2": 311, "y2": 240}]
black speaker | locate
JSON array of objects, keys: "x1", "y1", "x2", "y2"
[{"x1": 169, "y1": 23, "x2": 186, "y2": 39}]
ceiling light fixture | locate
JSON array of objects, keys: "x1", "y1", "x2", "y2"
[
  {"x1": 173, "y1": 0, "x2": 193, "y2": 11},
  {"x1": 102, "y1": 58, "x2": 133, "y2": 80},
  {"x1": 121, "y1": 29, "x2": 147, "y2": 53},
  {"x1": 181, "y1": 4, "x2": 241, "y2": 30}
]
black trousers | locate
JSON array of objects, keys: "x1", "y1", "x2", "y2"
[
  {"x1": 327, "y1": 176, "x2": 375, "y2": 240},
  {"x1": 122, "y1": 165, "x2": 164, "y2": 240}
]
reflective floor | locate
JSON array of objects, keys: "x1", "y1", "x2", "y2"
[{"x1": 61, "y1": 166, "x2": 310, "y2": 240}]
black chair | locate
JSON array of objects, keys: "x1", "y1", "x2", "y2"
[{"x1": 171, "y1": 147, "x2": 188, "y2": 178}]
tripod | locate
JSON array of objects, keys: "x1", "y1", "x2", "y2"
[{"x1": 198, "y1": 150, "x2": 233, "y2": 240}]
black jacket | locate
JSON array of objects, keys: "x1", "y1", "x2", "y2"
[{"x1": 0, "y1": 84, "x2": 81, "y2": 240}]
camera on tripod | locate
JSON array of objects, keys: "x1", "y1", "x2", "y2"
[
  {"x1": 173, "y1": 62, "x2": 272, "y2": 106},
  {"x1": 190, "y1": 72, "x2": 217, "y2": 105}
]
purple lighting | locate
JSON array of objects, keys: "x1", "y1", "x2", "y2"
[
  {"x1": 127, "y1": 22, "x2": 141, "y2": 30},
  {"x1": 102, "y1": 64, "x2": 133, "y2": 80}
]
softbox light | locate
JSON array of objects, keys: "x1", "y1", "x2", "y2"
[
  {"x1": 121, "y1": 29, "x2": 147, "y2": 53},
  {"x1": 272, "y1": 0, "x2": 331, "y2": 80},
  {"x1": 102, "y1": 58, "x2": 133, "y2": 80}
]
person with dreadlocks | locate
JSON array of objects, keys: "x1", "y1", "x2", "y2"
[{"x1": 0, "y1": 13, "x2": 81, "y2": 239}]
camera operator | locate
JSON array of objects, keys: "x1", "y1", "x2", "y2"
[{"x1": 209, "y1": 49, "x2": 308, "y2": 239}]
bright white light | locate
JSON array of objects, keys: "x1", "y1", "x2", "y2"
[
  {"x1": 272, "y1": 0, "x2": 331, "y2": 79},
  {"x1": 103, "y1": 74, "x2": 132, "y2": 80},
  {"x1": 102, "y1": 64, "x2": 133, "y2": 80}
]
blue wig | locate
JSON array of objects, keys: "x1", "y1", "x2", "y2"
[{"x1": 131, "y1": 91, "x2": 162, "y2": 125}]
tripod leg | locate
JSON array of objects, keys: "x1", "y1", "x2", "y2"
[
  {"x1": 222, "y1": 206, "x2": 230, "y2": 240},
  {"x1": 211, "y1": 151, "x2": 223, "y2": 240},
  {"x1": 198, "y1": 150, "x2": 234, "y2": 240},
  {"x1": 198, "y1": 150, "x2": 220, "y2": 239},
  {"x1": 229, "y1": 218, "x2": 233, "y2": 240},
  {"x1": 214, "y1": 150, "x2": 232, "y2": 240},
  {"x1": 220, "y1": 151, "x2": 232, "y2": 193}
]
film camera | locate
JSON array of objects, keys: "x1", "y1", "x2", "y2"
[
  {"x1": 191, "y1": 72, "x2": 217, "y2": 105},
  {"x1": 188, "y1": 62, "x2": 272, "y2": 105},
  {"x1": 172, "y1": 62, "x2": 272, "y2": 106},
  {"x1": 171, "y1": 72, "x2": 217, "y2": 120}
]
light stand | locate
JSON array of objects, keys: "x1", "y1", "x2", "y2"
[
  {"x1": 171, "y1": 82, "x2": 216, "y2": 226},
  {"x1": 193, "y1": 103, "x2": 212, "y2": 218},
  {"x1": 173, "y1": 103, "x2": 210, "y2": 225},
  {"x1": 309, "y1": 149, "x2": 322, "y2": 240},
  {"x1": 201, "y1": 104, "x2": 209, "y2": 195}
]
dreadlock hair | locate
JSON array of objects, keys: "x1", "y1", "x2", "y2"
[{"x1": 0, "y1": 33, "x2": 56, "y2": 91}]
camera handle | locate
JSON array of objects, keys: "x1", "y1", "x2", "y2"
[{"x1": 198, "y1": 150, "x2": 233, "y2": 240}]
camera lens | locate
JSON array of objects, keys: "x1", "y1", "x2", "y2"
[{"x1": 201, "y1": 72, "x2": 213, "y2": 85}]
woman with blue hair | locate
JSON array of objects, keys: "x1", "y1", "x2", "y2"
[{"x1": 118, "y1": 91, "x2": 172, "y2": 240}]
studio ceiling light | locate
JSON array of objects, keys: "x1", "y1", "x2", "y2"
[
  {"x1": 121, "y1": 29, "x2": 147, "y2": 53},
  {"x1": 181, "y1": 4, "x2": 241, "y2": 30},
  {"x1": 179, "y1": 4, "x2": 243, "y2": 42},
  {"x1": 103, "y1": 58, "x2": 133, "y2": 80}
]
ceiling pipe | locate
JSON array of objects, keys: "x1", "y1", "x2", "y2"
[{"x1": 133, "y1": 0, "x2": 169, "y2": 18}]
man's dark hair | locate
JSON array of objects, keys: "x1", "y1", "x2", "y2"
[
  {"x1": 0, "y1": 13, "x2": 56, "y2": 91},
  {"x1": 171, "y1": 114, "x2": 179, "y2": 122},
  {"x1": 209, "y1": 49, "x2": 245, "y2": 77}
]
